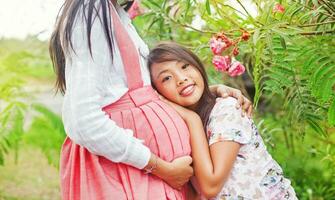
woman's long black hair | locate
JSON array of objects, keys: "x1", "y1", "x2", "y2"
[{"x1": 49, "y1": 0, "x2": 134, "y2": 94}]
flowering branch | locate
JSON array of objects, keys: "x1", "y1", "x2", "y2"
[{"x1": 163, "y1": 15, "x2": 234, "y2": 36}]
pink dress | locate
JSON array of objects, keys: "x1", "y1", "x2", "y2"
[{"x1": 60, "y1": 5, "x2": 191, "y2": 200}]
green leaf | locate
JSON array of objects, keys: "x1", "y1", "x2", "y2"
[
  {"x1": 253, "y1": 29, "x2": 260, "y2": 45},
  {"x1": 0, "y1": 150, "x2": 3, "y2": 165},
  {"x1": 280, "y1": 37, "x2": 286, "y2": 50},
  {"x1": 328, "y1": 99, "x2": 335, "y2": 126},
  {"x1": 289, "y1": 6, "x2": 303, "y2": 23},
  {"x1": 205, "y1": 0, "x2": 211, "y2": 15},
  {"x1": 146, "y1": 0, "x2": 161, "y2": 8},
  {"x1": 320, "y1": 76, "x2": 335, "y2": 102},
  {"x1": 312, "y1": 60, "x2": 334, "y2": 86},
  {"x1": 184, "y1": 0, "x2": 191, "y2": 19},
  {"x1": 0, "y1": 142, "x2": 8, "y2": 154},
  {"x1": 307, "y1": 118, "x2": 326, "y2": 137}
]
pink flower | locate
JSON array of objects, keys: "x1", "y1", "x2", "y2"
[
  {"x1": 128, "y1": 0, "x2": 143, "y2": 19},
  {"x1": 241, "y1": 31, "x2": 250, "y2": 41},
  {"x1": 228, "y1": 61, "x2": 245, "y2": 77},
  {"x1": 212, "y1": 55, "x2": 231, "y2": 72},
  {"x1": 210, "y1": 37, "x2": 227, "y2": 55},
  {"x1": 220, "y1": 36, "x2": 232, "y2": 48},
  {"x1": 273, "y1": 3, "x2": 285, "y2": 13},
  {"x1": 233, "y1": 47, "x2": 239, "y2": 56}
]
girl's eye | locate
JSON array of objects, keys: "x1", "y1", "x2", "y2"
[
  {"x1": 162, "y1": 76, "x2": 171, "y2": 82},
  {"x1": 181, "y1": 64, "x2": 190, "y2": 69}
]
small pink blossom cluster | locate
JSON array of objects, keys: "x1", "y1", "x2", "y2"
[
  {"x1": 273, "y1": 3, "x2": 285, "y2": 13},
  {"x1": 209, "y1": 35, "x2": 232, "y2": 54},
  {"x1": 212, "y1": 55, "x2": 245, "y2": 77},
  {"x1": 210, "y1": 33, "x2": 246, "y2": 77}
]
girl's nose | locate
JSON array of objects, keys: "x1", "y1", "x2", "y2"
[{"x1": 177, "y1": 77, "x2": 188, "y2": 86}]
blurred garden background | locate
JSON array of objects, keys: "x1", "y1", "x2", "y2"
[{"x1": 0, "y1": 0, "x2": 334, "y2": 199}]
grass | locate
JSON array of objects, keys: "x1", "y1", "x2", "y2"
[{"x1": 0, "y1": 145, "x2": 60, "y2": 200}]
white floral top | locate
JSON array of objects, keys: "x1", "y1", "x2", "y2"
[{"x1": 206, "y1": 97, "x2": 297, "y2": 200}]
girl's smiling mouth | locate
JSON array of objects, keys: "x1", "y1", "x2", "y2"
[{"x1": 179, "y1": 84, "x2": 196, "y2": 97}]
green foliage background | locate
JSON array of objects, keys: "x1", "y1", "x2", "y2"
[
  {"x1": 0, "y1": 37, "x2": 65, "y2": 163},
  {"x1": 0, "y1": 0, "x2": 334, "y2": 199}
]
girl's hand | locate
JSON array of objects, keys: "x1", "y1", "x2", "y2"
[
  {"x1": 148, "y1": 154, "x2": 194, "y2": 190},
  {"x1": 164, "y1": 156, "x2": 194, "y2": 190},
  {"x1": 210, "y1": 84, "x2": 253, "y2": 118}
]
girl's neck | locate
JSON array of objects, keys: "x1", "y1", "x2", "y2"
[{"x1": 187, "y1": 101, "x2": 200, "y2": 111}]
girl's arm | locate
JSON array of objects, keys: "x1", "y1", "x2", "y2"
[
  {"x1": 185, "y1": 114, "x2": 240, "y2": 198},
  {"x1": 162, "y1": 99, "x2": 240, "y2": 198}
]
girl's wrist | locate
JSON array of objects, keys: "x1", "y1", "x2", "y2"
[
  {"x1": 146, "y1": 153, "x2": 172, "y2": 179},
  {"x1": 155, "y1": 160, "x2": 173, "y2": 179}
]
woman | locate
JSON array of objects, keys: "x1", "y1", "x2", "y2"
[{"x1": 49, "y1": 0, "x2": 252, "y2": 199}]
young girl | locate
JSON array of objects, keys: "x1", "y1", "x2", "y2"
[{"x1": 148, "y1": 42, "x2": 297, "y2": 200}]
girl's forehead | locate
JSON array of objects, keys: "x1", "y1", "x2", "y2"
[
  {"x1": 153, "y1": 60, "x2": 184, "y2": 69},
  {"x1": 151, "y1": 60, "x2": 184, "y2": 78}
]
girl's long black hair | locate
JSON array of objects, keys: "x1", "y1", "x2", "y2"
[{"x1": 49, "y1": 0, "x2": 134, "y2": 94}]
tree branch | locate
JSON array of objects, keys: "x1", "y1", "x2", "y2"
[
  {"x1": 298, "y1": 20, "x2": 335, "y2": 27},
  {"x1": 300, "y1": 30, "x2": 335, "y2": 35}
]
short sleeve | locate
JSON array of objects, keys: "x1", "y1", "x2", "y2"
[{"x1": 207, "y1": 97, "x2": 253, "y2": 146}]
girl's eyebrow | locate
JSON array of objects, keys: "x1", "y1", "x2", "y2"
[{"x1": 156, "y1": 69, "x2": 169, "y2": 78}]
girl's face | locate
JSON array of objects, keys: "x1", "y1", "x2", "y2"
[{"x1": 151, "y1": 60, "x2": 205, "y2": 109}]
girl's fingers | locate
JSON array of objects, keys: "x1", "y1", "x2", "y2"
[
  {"x1": 234, "y1": 91, "x2": 243, "y2": 109},
  {"x1": 247, "y1": 106, "x2": 253, "y2": 118},
  {"x1": 240, "y1": 99, "x2": 253, "y2": 118},
  {"x1": 221, "y1": 91, "x2": 229, "y2": 98},
  {"x1": 242, "y1": 99, "x2": 251, "y2": 111}
]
